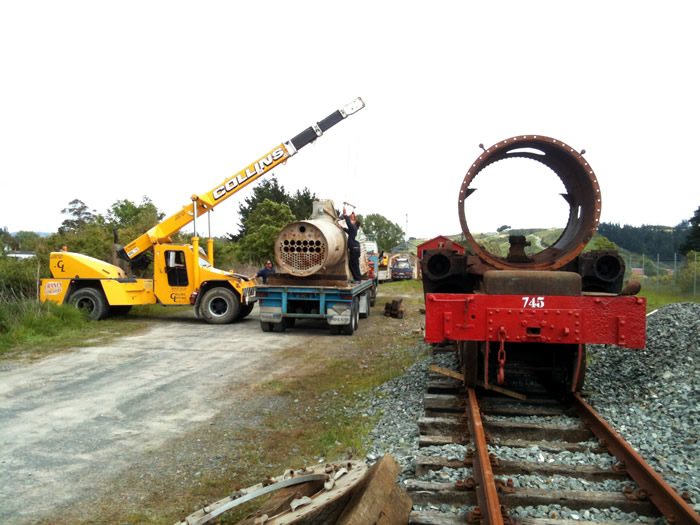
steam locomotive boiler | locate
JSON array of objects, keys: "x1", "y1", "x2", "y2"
[{"x1": 422, "y1": 136, "x2": 647, "y2": 394}]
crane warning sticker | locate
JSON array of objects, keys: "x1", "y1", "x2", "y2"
[{"x1": 44, "y1": 282, "x2": 63, "y2": 296}]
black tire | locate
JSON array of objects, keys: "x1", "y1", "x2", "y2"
[
  {"x1": 329, "y1": 325, "x2": 342, "y2": 335},
  {"x1": 109, "y1": 305, "x2": 132, "y2": 317},
  {"x1": 342, "y1": 299, "x2": 359, "y2": 336},
  {"x1": 200, "y1": 287, "x2": 240, "y2": 324},
  {"x1": 69, "y1": 287, "x2": 108, "y2": 320},
  {"x1": 237, "y1": 303, "x2": 255, "y2": 320},
  {"x1": 271, "y1": 322, "x2": 286, "y2": 333},
  {"x1": 260, "y1": 321, "x2": 272, "y2": 332}
]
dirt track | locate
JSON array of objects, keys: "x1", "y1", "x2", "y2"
[{"x1": 0, "y1": 310, "x2": 317, "y2": 524}]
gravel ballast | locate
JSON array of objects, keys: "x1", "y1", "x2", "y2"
[{"x1": 587, "y1": 302, "x2": 700, "y2": 510}]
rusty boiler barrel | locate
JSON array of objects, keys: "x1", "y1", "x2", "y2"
[{"x1": 275, "y1": 219, "x2": 347, "y2": 277}]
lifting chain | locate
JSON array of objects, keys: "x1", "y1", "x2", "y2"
[{"x1": 497, "y1": 327, "x2": 507, "y2": 385}]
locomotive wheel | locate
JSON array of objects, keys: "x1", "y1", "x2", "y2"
[
  {"x1": 200, "y1": 287, "x2": 240, "y2": 324},
  {"x1": 69, "y1": 288, "x2": 109, "y2": 321}
]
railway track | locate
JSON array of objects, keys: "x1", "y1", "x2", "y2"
[{"x1": 405, "y1": 348, "x2": 700, "y2": 525}]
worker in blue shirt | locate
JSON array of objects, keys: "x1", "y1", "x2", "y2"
[{"x1": 255, "y1": 260, "x2": 275, "y2": 284}]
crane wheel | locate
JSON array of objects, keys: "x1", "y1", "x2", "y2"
[
  {"x1": 69, "y1": 287, "x2": 109, "y2": 320},
  {"x1": 200, "y1": 287, "x2": 240, "y2": 324},
  {"x1": 237, "y1": 303, "x2": 254, "y2": 320}
]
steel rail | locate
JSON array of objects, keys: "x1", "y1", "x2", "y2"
[
  {"x1": 467, "y1": 387, "x2": 504, "y2": 525},
  {"x1": 573, "y1": 393, "x2": 700, "y2": 525}
]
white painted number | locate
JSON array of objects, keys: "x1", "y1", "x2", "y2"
[{"x1": 522, "y1": 296, "x2": 545, "y2": 308}]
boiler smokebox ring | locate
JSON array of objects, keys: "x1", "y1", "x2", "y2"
[{"x1": 458, "y1": 135, "x2": 601, "y2": 271}]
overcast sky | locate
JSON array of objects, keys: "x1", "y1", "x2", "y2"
[{"x1": 1, "y1": 1, "x2": 698, "y2": 240}]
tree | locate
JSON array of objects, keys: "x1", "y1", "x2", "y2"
[
  {"x1": 287, "y1": 187, "x2": 315, "y2": 223},
  {"x1": 361, "y1": 214, "x2": 404, "y2": 252},
  {"x1": 680, "y1": 206, "x2": 700, "y2": 254},
  {"x1": 107, "y1": 197, "x2": 164, "y2": 245},
  {"x1": 231, "y1": 179, "x2": 315, "y2": 240},
  {"x1": 59, "y1": 199, "x2": 96, "y2": 234},
  {"x1": 12, "y1": 231, "x2": 43, "y2": 252},
  {"x1": 1, "y1": 227, "x2": 17, "y2": 252},
  {"x1": 497, "y1": 225, "x2": 511, "y2": 233},
  {"x1": 584, "y1": 234, "x2": 618, "y2": 252},
  {"x1": 235, "y1": 199, "x2": 295, "y2": 263}
]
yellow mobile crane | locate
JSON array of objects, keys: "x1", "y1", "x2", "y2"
[{"x1": 40, "y1": 98, "x2": 365, "y2": 323}]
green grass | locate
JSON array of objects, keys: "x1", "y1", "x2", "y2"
[
  {"x1": 0, "y1": 299, "x2": 151, "y2": 359},
  {"x1": 640, "y1": 287, "x2": 699, "y2": 312}
]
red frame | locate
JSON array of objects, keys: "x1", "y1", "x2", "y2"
[{"x1": 425, "y1": 293, "x2": 646, "y2": 348}]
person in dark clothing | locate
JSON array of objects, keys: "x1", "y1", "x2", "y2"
[
  {"x1": 341, "y1": 208, "x2": 363, "y2": 281},
  {"x1": 255, "y1": 260, "x2": 274, "y2": 284}
]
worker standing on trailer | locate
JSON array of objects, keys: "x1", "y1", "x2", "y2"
[{"x1": 341, "y1": 207, "x2": 362, "y2": 282}]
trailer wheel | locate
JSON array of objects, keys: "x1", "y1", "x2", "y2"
[
  {"x1": 342, "y1": 299, "x2": 359, "y2": 336},
  {"x1": 200, "y1": 287, "x2": 240, "y2": 324},
  {"x1": 271, "y1": 322, "x2": 286, "y2": 333},
  {"x1": 69, "y1": 287, "x2": 108, "y2": 320}
]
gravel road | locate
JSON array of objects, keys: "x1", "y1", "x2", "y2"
[{"x1": 0, "y1": 310, "x2": 313, "y2": 524}]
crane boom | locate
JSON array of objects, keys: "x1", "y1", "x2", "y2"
[{"x1": 119, "y1": 98, "x2": 365, "y2": 261}]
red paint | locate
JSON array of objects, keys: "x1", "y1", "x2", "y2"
[{"x1": 425, "y1": 293, "x2": 647, "y2": 348}]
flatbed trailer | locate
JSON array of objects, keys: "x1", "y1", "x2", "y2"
[{"x1": 257, "y1": 279, "x2": 374, "y2": 335}]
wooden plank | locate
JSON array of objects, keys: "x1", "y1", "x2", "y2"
[
  {"x1": 480, "y1": 404, "x2": 566, "y2": 417},
  {"x1": 490, "y1": 437, "x2": 596, "y2": 453},
  {"x1": 518, "y1": 519, "x2": 636, "y2": 525},
  {"x1": 486, "y1": 420, "x2": 592, "y2": 442},
  {"x1": 426, "y1": 381, "x2": 463, "y2": 395},
  {"x1": 429, "y1": 365, "x2": 463, "y2": 382},
  {"x1": 423, "y1": 394, "x2": 466, "y2": 412},
  {"x1": 493, "y1": 460, "x2": 628, "y2": 481},
  {"x1": 405, "y1": 481, "x2": 657, "y2": 515},
  {"x1": 409, "y1": 510, "x2": 468, "y2": 525},
  {"x1": 500, "y1": 487, "x2": 658, "y2": 515},
  {"x1": 376, "y1": 484, "x2": 413, "y2": 525},
  {"x1": 418, "y1": 416, "x2": 468, "y2": 435},
  {"x1": 415, "y1": 455, "x2": 466, "y2": 477},
  {"x1": 477, "y1": 380, "x2": 527, "y2": 400},
  {"x1": 419, "y1": 434, "x2": 466, "y2": 447},
  {"x1": 336, "y1": 455, "x2": 401, "y2": 525},
  {"x1": 415, "y1": 454, "x2": 626, "y2": 482},
  {"x1": 405, "y1": 480, "x2": 475, "y2": 506}
]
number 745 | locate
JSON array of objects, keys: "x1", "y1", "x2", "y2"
[{"x1": 522, "y1": 296, "x2": 545, "y2": 308}]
